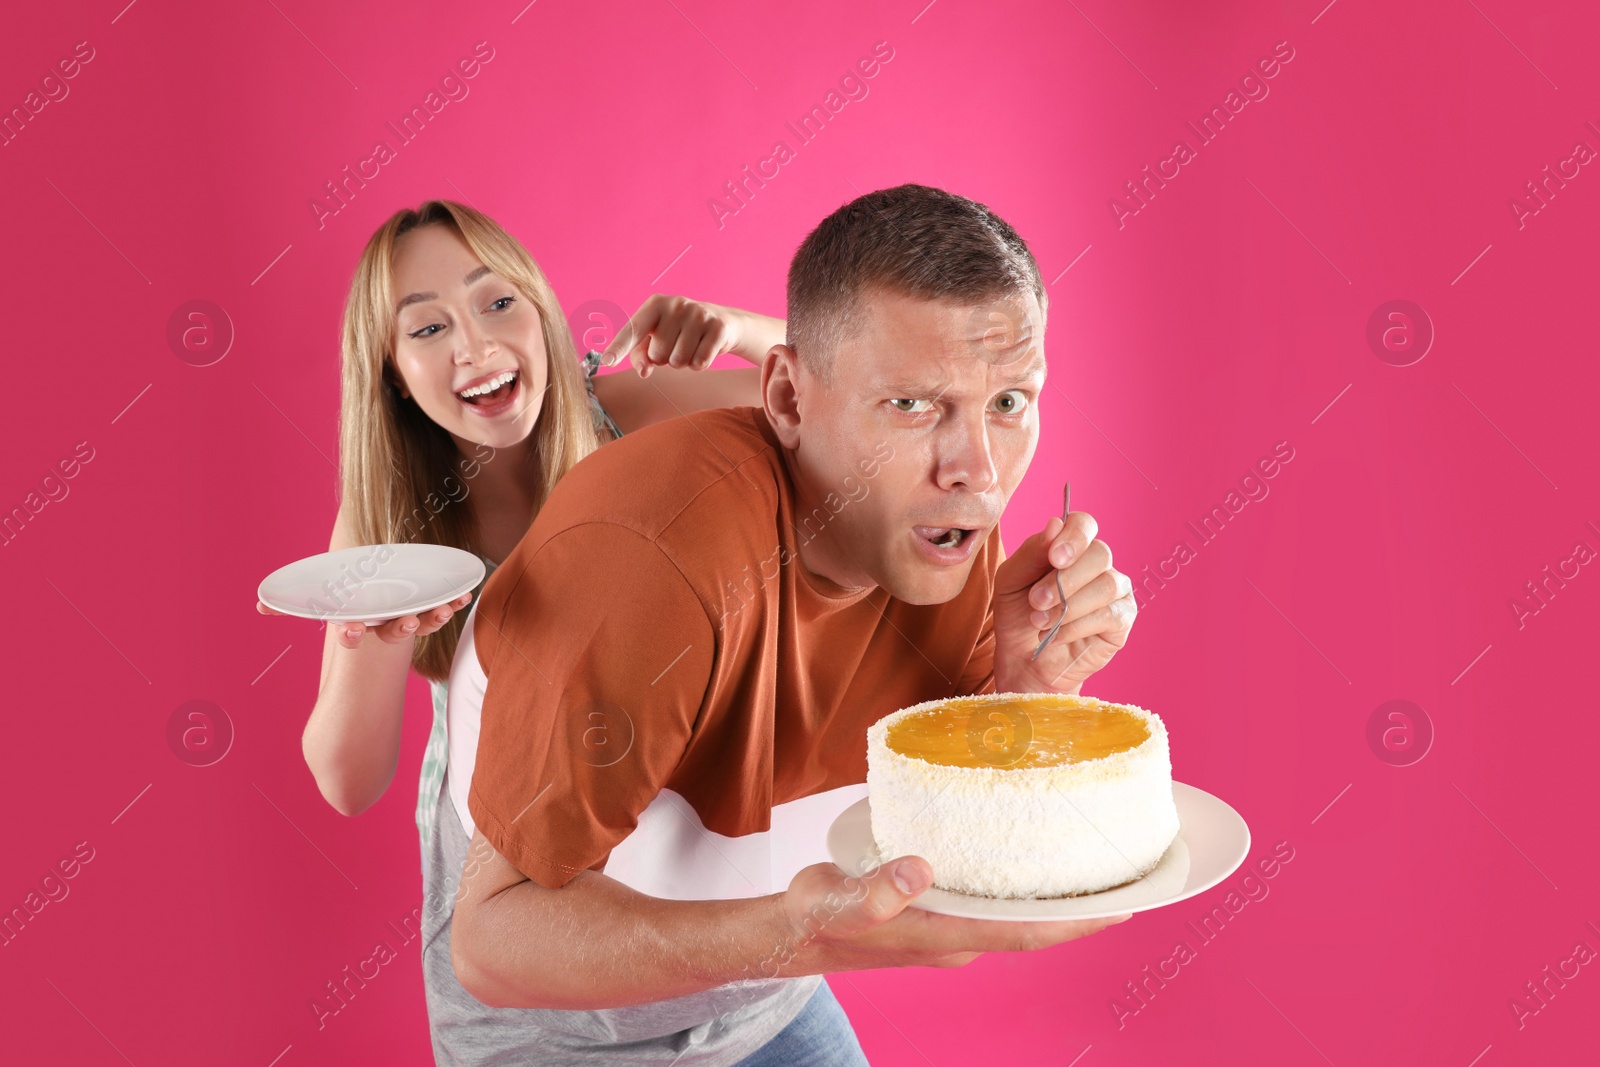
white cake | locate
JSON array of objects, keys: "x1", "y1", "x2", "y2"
[{"x1": 866, "y1": 692, "x2": 1179, "y2": 899}]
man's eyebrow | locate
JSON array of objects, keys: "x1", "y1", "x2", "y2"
[
  {"x1": 873, "y1": 375, "x2": 946, "y2": 395},
  {"x1": 395, "y1": 264, "x2": 496, "y2": 313},
  {"x1": 997, "y1": 355, "x2": 1049, "y2": 385},
  {"x1": 874, "y1": 356, "x2": 1047, "y2": 395}
]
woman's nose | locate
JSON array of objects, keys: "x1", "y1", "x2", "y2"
[{"x1": 454, "y1": 316, "x2": 494, "y2": 364}]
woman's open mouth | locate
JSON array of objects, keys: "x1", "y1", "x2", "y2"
[{"x1": 455, "y1": 369, "x2": 521, "y2": 416}]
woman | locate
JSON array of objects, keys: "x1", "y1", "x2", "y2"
[{"x1": 257, "y1": 199, "x2": 781, "y2": 866}]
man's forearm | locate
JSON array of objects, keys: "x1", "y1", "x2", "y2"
[{"x1": 454, "y1": 869, "x2": 820, "y2": 1011}]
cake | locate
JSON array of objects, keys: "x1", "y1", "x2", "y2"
[{"x1": 865, "y1": 692, "x2": 1179, "y2": 899}]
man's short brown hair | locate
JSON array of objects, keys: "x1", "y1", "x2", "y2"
[{"x1": 785, "y1": 183, "x2": 1047, "y2": 383}]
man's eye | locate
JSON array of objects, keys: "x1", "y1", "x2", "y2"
[
  {"x1": 889, "y1": 398, "x2": 934, "y2": 414},
  {"x1": 992, "y1": 390, "x2": 1030, "y2": 415}
]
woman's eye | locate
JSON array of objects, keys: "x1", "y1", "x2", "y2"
[
  {"x1": 408, "y1": 323, "x2": 442, "y2": 339},
  {"x1": 889, "y1": 398, "x2": 934, "y2": 414},
  {"x1": 992, "y1": 389, "x2": 1030, "y2": 416},
  {"x1": 489, "y1": 295, "x2": 516, "y2": 312}
]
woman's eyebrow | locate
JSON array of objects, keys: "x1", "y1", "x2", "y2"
[{"x1": 395, "y1": 265, "x2": 495, "y2": 313}]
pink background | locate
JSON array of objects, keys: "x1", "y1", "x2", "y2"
[{"x1": 3, "y1": 0, "x2": 1597, "y2": 1063}]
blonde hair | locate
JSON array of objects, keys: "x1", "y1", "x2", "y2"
[{"x1": 337, "y1": 199, "x2": 601, "y2": 680}]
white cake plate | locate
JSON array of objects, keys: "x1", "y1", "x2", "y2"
[
  {"x1": 258, "y1": 544, "x2": 486, "y2": 626},
  {"x1": 826, "y1": 781, "x2": 1250, "y2": 921}
]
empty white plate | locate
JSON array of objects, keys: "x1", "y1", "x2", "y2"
[
  {"x1": 826, "y1": 781, "x2": 1249, "y2": 921},
  {"x1": 258, "y1": 544, "x2": 486, "y2": 626}
]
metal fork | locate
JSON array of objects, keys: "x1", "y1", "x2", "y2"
[{"x1": 1030, "y1": 481, "x2": 1071, "y2": 661}]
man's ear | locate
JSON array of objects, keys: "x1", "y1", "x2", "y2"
[{"x1": 762, "y1": 343, "x2": 803, "y2": 450}]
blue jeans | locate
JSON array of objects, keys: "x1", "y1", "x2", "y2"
[{"x1": 732, "y1": 980, "x2": 868, "y2": 1066}]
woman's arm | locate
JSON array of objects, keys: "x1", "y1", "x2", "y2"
[
  {"x1": 599, "y1": 295, "x2": 784, "y2": 374},
  {"x1": 591, "y1": 297, "x2": 782, "y2": 433},
  {"x1": 591, "y1": 365, "x2": 762, "y2": 435},
  {"x1": 290, "y1": 502, "x2": 469, "y2": 816}
]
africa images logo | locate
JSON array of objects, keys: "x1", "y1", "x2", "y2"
[{"x1": 1108, "y1": 41, "x2": 1297, "y2": 229}]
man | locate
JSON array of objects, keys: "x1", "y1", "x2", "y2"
[{"x1": 422, "y1": 184, "x2": 1138, "y2": 1065}]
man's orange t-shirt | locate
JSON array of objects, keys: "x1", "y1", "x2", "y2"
[{"x1": 466, "y1": 405, "x2": 1001, "y2": 895}]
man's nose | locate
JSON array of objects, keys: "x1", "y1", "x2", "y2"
[{"x1": 935, "y1": 412, "x2": 998, "y2": 494}]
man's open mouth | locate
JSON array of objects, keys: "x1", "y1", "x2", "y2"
[{"x1": 915, "y1": 526, "x2": 976, "y2": 550}]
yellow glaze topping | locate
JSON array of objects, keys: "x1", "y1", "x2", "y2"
[{"x1": 885, "y1": 695, "x2": 1149, "y2": 769}]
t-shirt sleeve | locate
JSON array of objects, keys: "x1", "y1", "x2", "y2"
[
  {"x1": 954, "y1": 527, "x2": 1005, "y2": 696},
  {"x1": 467, "y1": 522, "x2": 715, "y2": 888}
]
